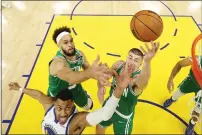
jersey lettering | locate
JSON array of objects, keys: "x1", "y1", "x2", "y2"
[
  {"x1": 123, "y1": 88, "x2": 129, "y2": 97},
  {"x1": 68, "y1": 84, "x2": 76, "y2": 89}
]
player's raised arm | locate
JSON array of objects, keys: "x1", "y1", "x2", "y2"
[
  {"x1": 131, "y1": 41, "x2": 159, "y2": 95},
  {"x1": 8, "y1": 82, "x2": 53, "y2": 111},
  {"x1": 68, "y1": 64, "x2": 134, "y2": 134},
  {"x1": 167, "y1": 57, "x2": 192, "y2": 92},
  {"x1": 50, "y1": 55, "x2": 111, "y2": 86},
  {"x1": 97, "y1": 60, "x2": 124, "y2": 104}
]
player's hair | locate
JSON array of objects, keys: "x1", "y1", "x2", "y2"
[
  {"x1": 52, "y1": 26, "x2": 71, "y2": 44},
  {"x1": 54, "y1": 88, "x2": 73, "y2": 101},
  {"x1": 129, "y1": 48, "x2": 144, "y2": 58}
]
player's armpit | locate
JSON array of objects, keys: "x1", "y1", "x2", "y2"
[{"x1": 68, "y1": 112, "x2": 89, "y2": 134}]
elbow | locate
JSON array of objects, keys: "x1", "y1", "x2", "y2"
[
  {"x1": 67, "y1": 79, "x2": 77, "y2": 85},
  {"x1": 176, "y1": 62, "x2": 182, "y2": 70},
  {"x1": 57, "y1": 72, "x2": 77, "y2": 85}
]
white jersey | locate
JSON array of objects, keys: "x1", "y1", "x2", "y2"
[{"x1": 42, "y1": 105, "x2": 78, "y2": 134}]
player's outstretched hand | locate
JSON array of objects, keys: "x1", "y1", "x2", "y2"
[
  {"x1": 140, "y1": 41, "x2": 160, "y2": 62},
  {"x1": 113, "y1": 64, "x2": 135, "y2": 97},
  {"x1": 8, "y1": 82, "x2": 21, "y2": 91},
  {"x1": 90, "y1": 55, "x2": 112, "y2": 87},
  {"x1": 167, "y1": 79, "x2": 174, "y2": 93}
]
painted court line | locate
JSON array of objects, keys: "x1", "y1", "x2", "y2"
[{"x1": 4, "y1": 15, "x2": 55, "y2": 134}]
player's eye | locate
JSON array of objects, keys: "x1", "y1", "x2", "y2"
[
  {"x1": 70, "y1": 39, "x2": 73, "y2": 43},
  {"x1": 57, "y1": 108, "x2": 62, "y2": 111},
  {"x1": 134, "y1": 60, "x2": 139, "y2": 62}
]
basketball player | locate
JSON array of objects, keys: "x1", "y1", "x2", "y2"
[
  {"x1": 48, "y1": 26, "x2": 111, "y2": 111},
  {"x1": 96, "y1": 41, "x2": 160, "y2": 134},
  {"x1": 163, "y1": 56, "x2": 202, "y2": 135},
  {"x1": 8, "y1": 63, "x2": 134, "y2": 134}
]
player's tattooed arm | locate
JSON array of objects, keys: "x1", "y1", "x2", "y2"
[
  {"x1": 79, "y1": 50, "x2": 91, "y2": 70},
  {"x1": 167, "y1": 57, "x2": 192, "y2": 92},
  {"x1": 50, "y1": 56, "x2": 111, "y2": 86},
  {"x1": 131, "y1": 41, "x2": 159, "y2": 94},
  {"x1": 8, "y1": 82, "x2": 53, "y2": 112}
]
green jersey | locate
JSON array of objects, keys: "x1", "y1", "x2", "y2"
[
  {"x1": 48, "y1": 49, "x2": 84, "y2": 97},
  {"x1": 109, "y1": 64, "x2": 141, "y2": 116}
]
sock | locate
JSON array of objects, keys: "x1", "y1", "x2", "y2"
[
  {"x1": 172, "y1": 89, "x2": 185, "y2": 101},
  {"x1": 191, "y1": 119, "x2": 196, "y2": 125}
]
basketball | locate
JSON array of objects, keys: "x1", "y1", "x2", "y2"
[{"x1": 130, "y1": 10, "x2": 163, "y2": 42}]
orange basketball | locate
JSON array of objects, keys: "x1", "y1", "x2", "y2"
[{"x1": 130, "y1": 10, "x2": 163, "y2": 42}]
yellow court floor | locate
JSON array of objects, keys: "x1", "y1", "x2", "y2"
[{"x1": 8, "y1": 15, "x2": 202, "y2": 134}]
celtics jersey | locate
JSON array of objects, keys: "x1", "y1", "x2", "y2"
[
  {"x1": 189, "y1": 56, "x2": 202, "y2": 87},
  {"x1": 48, "y1": 49, "x2": 84, "y2": 97},
  {"x1": 109, "y1": 63, "x2": 141, "y2": 116}
]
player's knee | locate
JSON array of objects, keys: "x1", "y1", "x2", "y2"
[
  {"x1": 192, "y1": 110, "x2": 200, "y2": 122},
  {"x1": 83, "y1": 98, "x2": 93, "y2": 111}
]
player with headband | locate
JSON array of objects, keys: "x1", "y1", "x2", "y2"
[{"x1": 48, "y1": 26, "x2": 111, "y2": 111}]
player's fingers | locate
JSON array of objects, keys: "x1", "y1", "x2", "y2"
[
  {"x1": 140, "y1": 46, "x2": 147, "y2": 54},
  {"x1": 155, "y1": 42, "x2": 160, "y2": 52},
  {"x1": 145, "y1": 42, "x2": 151, "y2": 52},
  {"x1": 151, "y1": 41, "x2": 156, "y2": 52},
  {"x1": 103, "y1": 74, "x2": 111, "y2": 80},
  {"x1": 93, "y1": 55, "x2": 100, "y2": 64},
  {"x1": 99, "y1": 62, "x2": 102, "y2": 66},
  {"x1": 104, "y1": 63, "x2": 109, "y2": 69},
  {"x1": 112, "y1": 70, "x2": 118, "y2": 78},
  {"x1": 101, "y1": 80, "x2": 111, "y2": 87}
]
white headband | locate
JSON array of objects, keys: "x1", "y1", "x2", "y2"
[{"x1": 56, "y1": 32, "x2": 70, "y2": 44}]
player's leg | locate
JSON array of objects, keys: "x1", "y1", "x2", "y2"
[
  {"x1": 96, "y1": 119, "x2": 113, "y2": 134},
  {"x1": 113, "y1": 113, "x2": 134, "y2": 134},
  {"x1": 73, "y1": 84, "x2": 93, "y2": 110},
  {"x1": 96, "y1": 124, "x2": 107, "y2": 134},
  {"x1": 164, "y1": 76, "x2": 196, "y2": 108},
  {"x1": 163, "y1": 88, "x2": 185, "y2": 107},
  {"x1": 96, "y1": 97, "x2": 113, "y2": 134},
  {"x1": 185, "y1": 90, "x2": 202, "y2": 135}
]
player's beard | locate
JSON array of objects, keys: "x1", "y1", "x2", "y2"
[{"x1": 62, "y1": 48, "x2": 76, "y2": 57}]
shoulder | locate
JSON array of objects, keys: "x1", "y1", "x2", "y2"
[
  {"x1": 50, "y1": 57, "x2": 69, "y2": 75},
  {"x1": 111, "y1": 60, "x2": 124, "y2": 70},
  {"x1": 50, "y1": 57, "x2": 67, "y2": 69}
]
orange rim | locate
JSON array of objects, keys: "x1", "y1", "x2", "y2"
[{"x1": 191, "y1": 33, "x2": 202, "y2": 88}]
